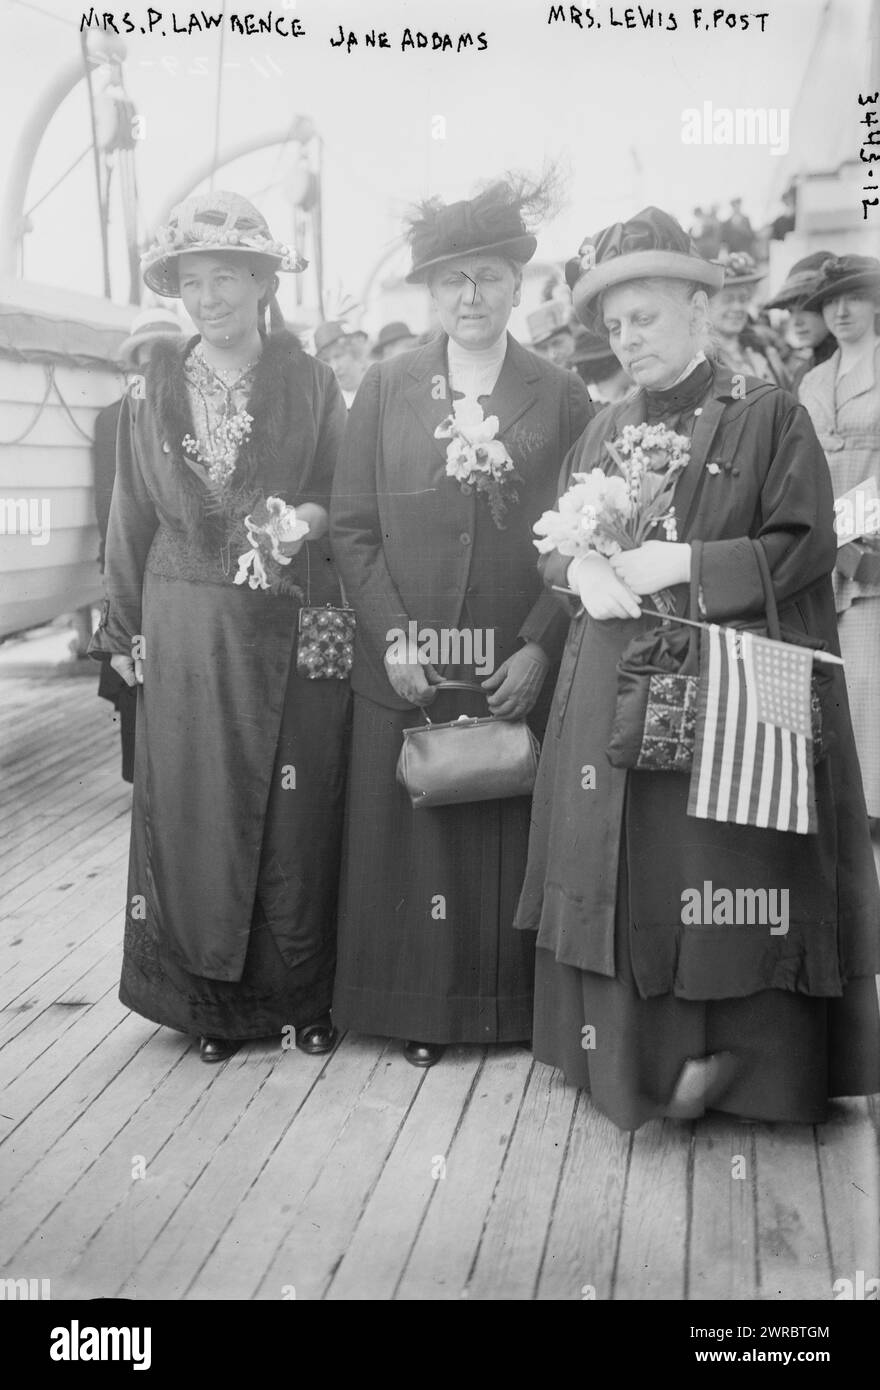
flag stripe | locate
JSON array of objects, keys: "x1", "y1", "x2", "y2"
[{"x1": 687, "y1": 624, "x2": 817, "y2": 837}]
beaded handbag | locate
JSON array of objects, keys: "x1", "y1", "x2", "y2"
[{"x1": 295, "y1": 547, "x2": 355, "y2": 680}]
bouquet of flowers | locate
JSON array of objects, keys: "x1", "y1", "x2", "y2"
[
  {"x1": 435, "y1": 399, "x2": 522, "y2": 529},
  {"x1": 233, "y1": 496, "x2": 310, "y2": 595},
  {"x1": 533, "y1": 422, "x2": 691, "y2": 612}
]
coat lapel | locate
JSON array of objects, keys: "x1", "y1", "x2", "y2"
[
  {"x1": 835, "y1": 343, "x2": 878, "y2": 410},
  {"x1": 403, "y1": 335, "x2": 456, "y2": 467},
  {"x1": 481, "y1": 336, "x2": 540, "y2": 443}
]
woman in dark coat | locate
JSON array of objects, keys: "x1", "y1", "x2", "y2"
[
  {"x1": 330, "y1": 177, "x2": 593, "y2": 1067},
  {"x1": 514, "y1": 207, "x2": 880, "y2": 1130},
  {"x1": 89, "y1": 191, "x2": 350, "y2": 1063}
]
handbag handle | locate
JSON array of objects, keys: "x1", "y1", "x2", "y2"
[{"x1": 419, "y1": 678, "x2": 489, "y2": 725}]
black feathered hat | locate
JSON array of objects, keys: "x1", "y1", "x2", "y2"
[{"x1": 406, "y1": 178, "x2": 539, "y2": 284}]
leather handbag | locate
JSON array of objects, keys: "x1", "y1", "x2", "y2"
[
  {"x1": 396, "y1": 681, "x2": 541, "y2": 809},
  {"x1": 607, "y1": 540, "x2": 826, "y2": 772}
]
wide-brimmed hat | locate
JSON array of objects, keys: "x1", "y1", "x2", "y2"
[
  {"x1": 405, "y1": 178, "x2": 538, "y2": 284},
  {"x1": 801, "y1": 254, "x2": 880, "y2": 312},
  {"x1": 118, "y1": 307, "x2": 184, "y2": 364},
  {"x1": 763, "y1": 251, "x2": 835, "y2": 310},
  {"x1": 565, "y1": 206, "x2": 723, "y2": 326},
  {"x1": 372, "y1": 321, "x2": 417, "y2": 356},
  {"x1": 142, "y1": 191, "x2": 308, "y2": 297},
  {"x1": 714, "y1": 250, "x2": 766, "y2": 289},
  {"x1": 527, "y1": 300, "x2": 572, "y2": 347}
]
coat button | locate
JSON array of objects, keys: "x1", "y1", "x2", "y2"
[{"x1": 459, "y1": 532, "x2": 472, "y2": 546}]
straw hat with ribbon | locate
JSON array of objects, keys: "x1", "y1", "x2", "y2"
[{"x1": 141, "y1": 191, "x2": 307, "y2": 330}]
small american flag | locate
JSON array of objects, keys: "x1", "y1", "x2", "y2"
[{"x1": 687, "y1": 625, "x2": 817, "y2": 836}]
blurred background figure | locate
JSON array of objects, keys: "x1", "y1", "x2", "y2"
[
  {"x1": 314, "y1": 320, "x2": 368, "y2": 406},
  {"x1": 568, "y1": 325, "x2": 632, "y2": 404},
  {"x1": 93, "y1": 306, "x2": 185, "y2": 783},
  {"x1": 767, "y1": 185, "x2": 798, "y2": 243},
  {"x1": 799, "y1": 254, "x2": 880, "y2": 831},
  {"x1": 689, "y1": 204, "x2": 722, "y2": 261},
  {"x1": 764, "y1": 250, "x2": 837, "y2": 391},
  {"x1": 720, "y1": 196, "x2": 757, "y2": 257},
  {"x1": 371, "y1": 320, "x2": 419, "y2": 362},
  {"x1": 527, "y1": 300, "x2": 574, "y2": 366},
  {"x1": 709, "y1": 252, "x2": 790, "y2": 388}
]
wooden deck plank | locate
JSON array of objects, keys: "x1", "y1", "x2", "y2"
[
  {"x1": 184, "y1": 1037, "x2": 402, "y2": 1300},
  {"x1": 536, "y1": 1093, "x2": 631, "y2": 1301},
  {"x1": 0, "y1": 982, "x2": 149, "y2": 1193},
  {"x1": 111, "y1": 1044, "x2": 345, "y2": 1301},
  {"x1": 688, "y1": 1118, "x2": 758, "y2": 1300},
  {"x1": 754, "y1": 1125, "x2": 830, "y2": 1299},
  {"x1": 254, "y1": 1046, "x2": 427, "y2": 1300},
  {"x1": 815, "y1": 1100, "x2": 879, "y2": 1294},
  {"x1": 614, "y1": 1118, "x2": 692, "y2": 1299},
  {"x1": 0, "y1": 791, "x2": 130, "y2": 919},
  {"x1": 0, "y1": 669, "x2": 877, "y2": 1301},
  {"x1": 394, "y1": 1047, "x2": 534, "y2": 1300},
  {"x1": 1, "y1": 786, "x2": 131, "y2": 897},
  {"x1": 325, "y1": 1045, "x2": 485, "y2": 1301},
  {"x1": 465, "y1": 1060, "x2": 578, "y2": 1300}
]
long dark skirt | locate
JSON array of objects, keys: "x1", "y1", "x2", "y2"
[
  {"x1": 120, "y1": 657, "x2": 350, "y2": 1041},
  {"x1": 533, "y1": 849, "x2": 880, "y2": 1131},
  {"x1": 332, "y1": 690, "x2": 537, "y2": 1044}
]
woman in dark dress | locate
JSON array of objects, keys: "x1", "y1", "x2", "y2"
[
  {"x1": 89, "y1": 191, "x2": 351, "y2": 1063},
  {"x1": 514, "y1": 207, "x2": 880, "y2": 1130},
  {"x1": 330, "y1": 177, "x2": 593, "y2": 1067}
]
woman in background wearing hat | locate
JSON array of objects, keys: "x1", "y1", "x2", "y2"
[
  {"x1": 90, "y1": 192, "x2": 350, "y2": 1064},
  {"x1": 799, "y1": 254, "x2": 880, "y2": 829},
  {"x1": 708, "y1": 252, "x2": 790, "y2": 389},
  {"x1": 331, "y1": 175, "x2": 593, "y2": 1067},
  {"x1": 514, "y1": 207, "x2": 880, "y2": 1130},
  {"x1": 764, "y1": 251, "x2": 837, "y2": 392},
  {"x1": 94, "y1": 308, "x2": 185, "y2": 783}
]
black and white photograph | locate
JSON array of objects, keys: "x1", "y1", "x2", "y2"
[{"x1": 0, "y1": 0, "x2": 878, "y2": 1338}]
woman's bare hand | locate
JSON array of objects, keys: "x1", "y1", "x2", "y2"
[{"x1": 110, "y1": 653, "x2": 144, "y2": 686}]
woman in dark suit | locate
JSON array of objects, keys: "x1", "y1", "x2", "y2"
[{"x1": 331, "y1": 177, "x2": 593, "y2": 1066}]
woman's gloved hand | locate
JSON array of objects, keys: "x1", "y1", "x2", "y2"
[
  {"x1": 609, "y1": 541, "x2": 691, "y2": 595},
  {"x1": 383, "y1": 653, "x2": 443, "y2": 707},
  {"x1": 569, "y1": 553, "x2": 642, "y2": 621}
]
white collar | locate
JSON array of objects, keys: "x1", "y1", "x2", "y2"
[{"x1": 668, "y1": 351, "x2": 707, "y2": 386}]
